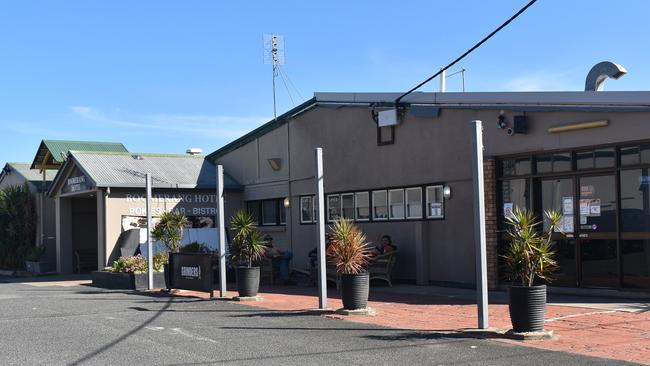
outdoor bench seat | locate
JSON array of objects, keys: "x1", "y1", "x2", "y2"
[
  {"x1": 74, "y1": 249, "x2": 96, "y2": 274},
  {"x1": 367, "y1": 251, "x2": 398, "y2": 287}
]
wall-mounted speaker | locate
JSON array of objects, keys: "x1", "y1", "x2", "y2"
[{"x1": 513, "y1": 115, "x2": 528, "y2": 134}]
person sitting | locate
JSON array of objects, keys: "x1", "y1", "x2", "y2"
[
  {"x1": 371, "y1": 235, "x2": 396, "y2": 257},
  {"x1": 264, "y1": 235, "x2": 295, "y2": 285}
]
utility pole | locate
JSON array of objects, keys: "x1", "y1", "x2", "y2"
[
  {"x1": 314, "y1": 148, "x2": 327, "y2": 309},
  {"x1": 217, "y1": 165, "x2": 227, "y2": 298},
  {"x1": 471, "y1": 120, "x2": 489, "y2": 329},
  {"x1": 145, "y1": 173, "x2": 154, "y2": 290}
]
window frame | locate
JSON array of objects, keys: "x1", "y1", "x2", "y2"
[
  {"x1": 388, "y1": 188, "x2": 405, "y2": 220},
  {"x1": 372, "y1": 190, "x2": 389, "y2": 221},
  {"x1": 425, "y1": 185, "x2": 445, "y2": 219},
  {"x1": 327, "y1": 194, "x2": 342, "y2": 222},
  {"x1": 355, "y1": 191, "x2": 370, "y2": 221},
  {"x1": 300, "y1": 195, "x2": 315, "y2": 224},
  {"x1": 405, "y1": 187, "x2": 423, "y2": 219},
  {"x1": 340, "y1": 193, "x2": 355, "y2": 221}
]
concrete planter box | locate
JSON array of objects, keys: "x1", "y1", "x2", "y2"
[
  {"x1": 91, "y1": 270, "x2": 166, "y2": 290},
  {"x1": 25, "y1": 261, "x2": 48, "y2": 273}
]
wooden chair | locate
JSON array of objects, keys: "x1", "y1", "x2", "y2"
[
  {"x1": 74, "y1": 249, "x2": 96, "y2": 274},
  {"x1": 367, "y1": 251, "x2": 398, "y2": 287},
  {"x1": 259, "y1": 257, "x2": 280, "y2": 285}
]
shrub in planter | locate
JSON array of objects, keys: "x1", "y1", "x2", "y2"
[
  {"x1": 23, "y1": 245, "x2": 47, "y2": 272},
  {"x1": 229, "y1": 211, "x2": 266, "y2": 297},
  {"x1": 93, "y1": 254, "x2": 165, "y2": 290},
  {"x1": 503, "y1": 208, "x2": 561, "y2": 333},
  {"x1": 328, "y1": 218, "x2": 371, "y2": 310}
]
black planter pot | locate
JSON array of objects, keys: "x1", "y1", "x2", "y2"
[
  {"x1": 508, "y1": 285, "x2": 547, "y2": 332},
  {"x1": 163, "y1": 263, "x2": 171, "y2": 290},
  {"x1": 236, "y1": 267, "x2": 260, "y2": 297},
  {"x1": 340, "y1": 272, "x2": 369, "y2": 310}
]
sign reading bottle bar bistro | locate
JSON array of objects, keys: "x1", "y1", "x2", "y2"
[{"x1": 124, "y1": 193, "x2": 218, "y2": 216}]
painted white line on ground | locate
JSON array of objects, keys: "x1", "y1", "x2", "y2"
[
  {"x1": 170, "y1": 327, "x2": 220, "y2": 344},
  {"x1": 145, "y1": 326, "x2": 165, "y2": 331},
  {"x1": 545, "y1": 310, "x2": 617, "y2": 323}
]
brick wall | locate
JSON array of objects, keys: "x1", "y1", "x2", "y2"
[{"x1": 483, "y1": 159, "x2": 498, "y2": 289}]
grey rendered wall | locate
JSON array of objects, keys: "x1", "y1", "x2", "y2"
[
  {"x1": 214, "y1": 124, "x2": 293, "y2": 252},
  {"x1": 287, "y1": 107, "x2": 477, "y2": 284},
  {"x1": 214, "y1": 103, "x2": 650, "y2": 286}
]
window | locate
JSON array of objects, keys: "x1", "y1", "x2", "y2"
[
  {"x1": 300, "y1": 196, "x2": 322, "y2": 224},
  {"x1": 426, "y1": 185, "x2": 444, "y2": 219},
  {"x1": 621, "y1": 146, "x2": 640, "y2": 166},
  {"x1": 389, "y1": 189, "x2": 405, "y2": 220},
  {"x1": 355, "y1": 192, "x2": 370, "y2": 221},
  {"x1": 279, "y1": 200, "x2": 286, "y2": 224},
  {"x1": 536, "y1": 152, "x2": 571, "y2": 173},
  {"x1": 327, "y1": 194, "x2": 341, "y2": 222},
  {"x1": 405, "y1": 187, "x2": 423, "y2": 219},
  {"x1": 341, "y1": 193, "x2": 354, "y2": 220},
  {"x1": 261, "y1": 200, "x2": 278, "y2": 226},
  {"x1": 577, "y1": 148, "x2": 615, "y2": 170},
  {"x1": 372, "y1": 190, "x2": 388, "y2": 220},
  {"x1": 502, "y1": 157, "x2": 531, "y2": 176},
  {"x1": 246, "y1": 201, "x2": 261, "y2": 224},
  {"x1": 247, "y1": 198, "x2": 285, "y2": 226}
]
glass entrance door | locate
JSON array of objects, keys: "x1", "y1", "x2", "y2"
[
  {"x1": 538, "y1": 178, "x2": 577, "y2": 286},
  {"x1": 578, "y1": 175, "x2": 618, "y2": 288}
]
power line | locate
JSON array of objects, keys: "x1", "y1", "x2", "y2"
[{"x1": 395, "y1": 0, "x2": 537, "y2": 105}]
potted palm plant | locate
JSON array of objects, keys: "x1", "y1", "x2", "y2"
[
  {"x1": 229, "y1": 210, "x2": 266, "y2": 297},
  {"x1": 152, "y1": 212, "x2": 189, "y2": 253},
  {"x1": 503, "y1": 208, "x2": 561, "y2": 333},
  {"x1": 152, "y1": 211, "x2": 189, "y2": 287},
  {"x1": 329, "y1": 218, "x2": 371, "y2": 310}
]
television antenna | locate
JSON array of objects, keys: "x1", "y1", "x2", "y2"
[
  {"x1": 264, "y1": 34, "x2": 303, "y2": 120},
  {"x1": 264, "y1": 34, "x2": 284, "y2": 120}
]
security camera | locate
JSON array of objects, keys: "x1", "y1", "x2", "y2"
[
  {"x1": 497, "y1": 115, "x2": 507, "y2": 129},
  {"x1": 506, "y1": 127, "x2": 515, "y2": 136}
]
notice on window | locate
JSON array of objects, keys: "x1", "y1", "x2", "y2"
[
  {"x1": 429, "y1": 203, "x2": 442, "y2": 218},
  {"x1": 589, "y1": 199, "x2": 601, "y2": 216},
  {"x1": 581, "y1": 185, "x2": 595, "y2": 197},
  {"x1": 560, "y1": 215, "x2": 574, "y2": 233},
  {"x1": 562, "y1": 197, "x2": 573, "y2": 215},
  {"x1": 579, "y1": 199, "x2": 591, "y2": 216},
  {"x1": 503, "y1": 203, "x2": 514, "y2": 219},
  {"x1": 580, "y1": 215, "x2": 587, "y2": 224}
]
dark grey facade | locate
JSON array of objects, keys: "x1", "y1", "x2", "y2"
[{"x1": 208, "y1": 91, "x2": 650, "y2": 291}]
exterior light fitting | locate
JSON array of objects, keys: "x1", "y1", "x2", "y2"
[
  {"x1": 268, "y1": 158, "x2": 282, "y2": 171},
  {"x1": 443, "y1": 185, "x2": 452, "y2": 200},
  {"x1": 283, "y1": 197, "x2": 290, "y2": 208}
]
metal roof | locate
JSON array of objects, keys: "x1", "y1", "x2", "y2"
[
  {"x1": 50, "y1": 151, "x2": 241, "y2": 194},
  {"x1": 206, "y1": 91, "x2": 650, "y2": 161},
  {"x1": 30, "y1": 140, "x2": 128, "y2": 170},
  {"x1": 0, "y1": 162, "x2": 56, "y2": 190}
]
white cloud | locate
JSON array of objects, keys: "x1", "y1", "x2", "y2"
[
  {"x1": 69, "y1": 107, "x2": 269, "y2": 139},
  {"x1": 503, "y1": 70, "x2": 580, "y2": 92}
]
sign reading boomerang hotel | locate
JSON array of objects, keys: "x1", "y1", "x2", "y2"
[{"x1": 122, "y1": 193, "x2": 219, "y2": 216}]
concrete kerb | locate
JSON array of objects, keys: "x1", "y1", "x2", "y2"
[
  {"x1": 232, "y1": 295, "x2": 264, "y2": 302},
  {"x1": 335, "y1": 307, "x2": 377, "y2": 316},
  {"x1": 458, "y1": 327, "x2": 556, "y2": 341}
]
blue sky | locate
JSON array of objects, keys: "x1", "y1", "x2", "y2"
[{"x1": 1, "y1": 0, "x2": 649, "y2": 163}]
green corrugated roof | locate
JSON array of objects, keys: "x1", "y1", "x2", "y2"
[{"x1": 30, "y1": 140, "x2": 128, "y2": 169}]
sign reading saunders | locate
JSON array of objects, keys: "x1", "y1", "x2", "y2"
[{"x1": 168, "y1": 253, "x2": 214, "y2": 296}]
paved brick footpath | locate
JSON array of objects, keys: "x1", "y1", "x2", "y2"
[{"x1": 173, "y1": 286, "x2": 650, "y2": 365}]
